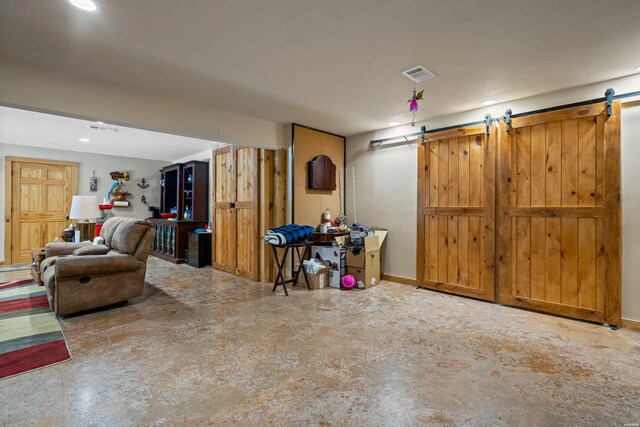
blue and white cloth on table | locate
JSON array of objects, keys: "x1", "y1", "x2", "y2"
[{"x1": 264, "y1": 224, "x2": 315, "y2": 246}]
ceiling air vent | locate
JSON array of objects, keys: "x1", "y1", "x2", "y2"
[
  {"x1": 402, "y1": 65, "x2": 436, "y2": 83},
  {"x1": 87, "y1": 124, "x2": 118, "y2": 132}
]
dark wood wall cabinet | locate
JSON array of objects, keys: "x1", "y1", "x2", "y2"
[
  {"x1": 160, "y1": 161, "x2": 209, "y2": 220},
  {"x1": 152, "y1": 160, "x2": 209, "y2": 263},
  {"x1": 307, "y1": 155, "x2": 336, "y2": 190}
]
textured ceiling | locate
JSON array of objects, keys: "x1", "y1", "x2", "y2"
[{"x1": 1, "y1": 0, "x2": 640, "y2": 136}]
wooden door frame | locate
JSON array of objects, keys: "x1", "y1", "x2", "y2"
[
  {"x1": 416, "y1": 123, "x2": 497, "y2": 301},
  {"x1": 259, "y1": 149, "x2": 280, "y2": 283},
  {"x1": 3, "y1": 156, "x2": 78, "y2": 265}
]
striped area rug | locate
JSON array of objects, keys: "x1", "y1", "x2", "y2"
[{"x1": 0, "y1": 279, "x2": 71, "y2": 379}]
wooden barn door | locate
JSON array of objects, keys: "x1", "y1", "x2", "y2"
[
  {"x1": 497, "y1": 101, "x2": 621, "y2": 325},
  {"x1": 234, "y1": 147, "x2": 260, "y2": 281},
  {"x1": 417, "y1": 124, "x2": 496, "y2": 301},
  {"x1": 213, "y1": 147, "x2": 236, "y2": 274},
  {"x1": 212, "y1": 146, "x2": 260, "y2": 281}
]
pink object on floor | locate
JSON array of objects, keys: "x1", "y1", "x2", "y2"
[{"x1": 342, "y1": 274, "x2": 356, "y2": 289}]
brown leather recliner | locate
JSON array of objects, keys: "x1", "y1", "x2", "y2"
[{"x1": 41, "y1": 217, "x2": 156, "y2": 316}]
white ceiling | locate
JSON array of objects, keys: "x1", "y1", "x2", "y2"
[
  {"x1": 1, "y1": 0, "x2": 640, "y2": 136},
  {"x1": 0, "y1": 106, "x2": 223, "y2": 161}
]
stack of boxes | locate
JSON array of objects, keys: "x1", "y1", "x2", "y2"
[
  {"x1": 309, "y1": 245, "x2": 346, "y2": 288},
  {"x1": 309, "y1": 229, "x2": 387, "y2": 290}
]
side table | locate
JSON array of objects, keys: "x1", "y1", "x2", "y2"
[{"x1": 31, "y1": 248, "x2": 46, "y2": 286}]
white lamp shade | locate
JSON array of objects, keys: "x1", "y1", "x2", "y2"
[{"x1": 69, "y1": 195, "x2": 101, "y2": 220}]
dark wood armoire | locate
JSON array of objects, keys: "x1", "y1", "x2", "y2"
[{"x1": 150, "y1": 161, "x2": 209, "y2": 264}]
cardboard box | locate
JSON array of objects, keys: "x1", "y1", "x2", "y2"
[
  {"x1": 341, "y1": 230, "x2": 388, "y2": 289},
  {"x1": 347, "y1": 266, "x2": 366, "y2": 289},
  {"x1": 304, "y1": 261, "x2": 331, "y2": 290},
  {"x1": 349, "y1": 230, "x2": 374, "y2": 246},
  {"x1": 310, "y1": 245, "x2": 346, "y2": 288}
]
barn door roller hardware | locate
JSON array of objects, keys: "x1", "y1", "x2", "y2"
[
  {"x1": 504, "y1": 88, "x2": 640, "y2": 124},
  {"x1": 369, "y1": 89, "x2": 640, "y2": 147},
  {"x1": 484, "y1": 114, "x2": 492, "y2": 135},
  {"x1": 605, "y1": 88, "x2": 615, "y2": 116},
  {"x1": 369, "y1": 125, "x2": 426, "y2": 146}
]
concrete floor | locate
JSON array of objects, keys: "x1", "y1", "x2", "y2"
[{"x1": 1, "y1": 257, "x2": 639, "y2": 426}]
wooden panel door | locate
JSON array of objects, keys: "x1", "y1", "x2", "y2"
[
  {"x1": 497, "y1": 101, "x2": 621, "y2": 325},
  {"x1": 212, "y1": 146, "x2": 260, "y2": 280},
  {"x1": 10, "y1": 160, "x2": 76, "y2": 264},
  {"x1": 234, "y1": 147, "x2": 259, "y2": 281},
  {"x1": 213, "y1": 147, "x2": 236, "y2": 273},
  {"x1": 417, "y1": 124, "x2": 496, "y2": 301}
]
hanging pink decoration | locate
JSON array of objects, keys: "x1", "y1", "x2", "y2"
[{"x1": 407, "y1": 89, "x2": 424, "y2": 126}]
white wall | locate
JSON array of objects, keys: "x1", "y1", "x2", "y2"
[
  {"x1": 621, "y1": 103, "x2": 640, "y2": 322},
  {"x1": 346, "y1": 74, "x2": 640, "y2": 321},
  {"x1": 0, "y1": 55, "x2": 289, "y2": 150},
  {"x1": 0, "y1": 143, "x2": 169, "y2": 263}
]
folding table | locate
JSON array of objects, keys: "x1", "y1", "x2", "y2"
[{"x1": 269, "y1": 241, "x2": 312, "y2": 296}]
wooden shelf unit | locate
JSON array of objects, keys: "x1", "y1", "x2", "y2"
[
  {"x1": 181, "y1": 161, "x2": 209, "y2": 221},
  {"x1": 153, "y1": 160, "x2": 209, "y2": 263},
  {"x1": 159, "y1": 161, "x2": 208, "y2": 221}
]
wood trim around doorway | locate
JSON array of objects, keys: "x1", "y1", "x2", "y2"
[{"x1": 3, "y1": 157, "x2": 78, "y2": 265}]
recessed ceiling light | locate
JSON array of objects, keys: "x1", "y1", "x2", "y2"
[
  {"x1": 78, "y1": 137, "x2": 91, "y2": 142},
  {"x1": 389, "y1": 121, "x2": 400, "y2": 126},
  {"x1": 481, "y1": 99, "x2": 497, "y2": 106},
  {"x1": 68, "y1": 0, "x2": 98, "y2": 12}
]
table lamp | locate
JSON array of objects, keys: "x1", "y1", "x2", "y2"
[{"x1": 69, "y1": 195, "x2": 101, "y2": 242}]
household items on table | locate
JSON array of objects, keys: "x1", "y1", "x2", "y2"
[
  {"x1": 60, "y1": 223, "x2": 88, "y2": 243},
  {"x1": 316, "y1": 208, "x2": 347, "y2": 233}
]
